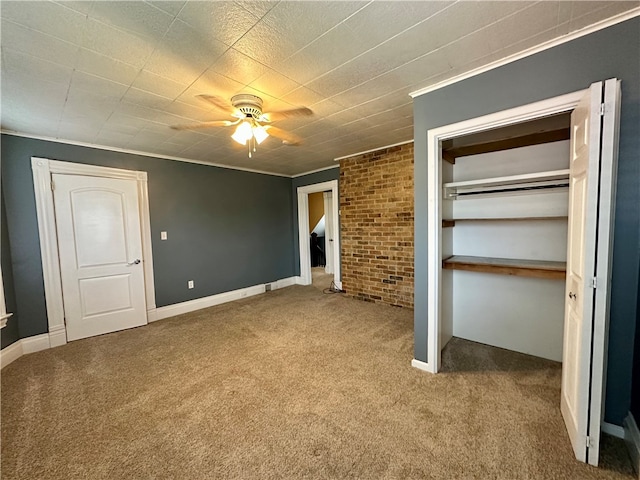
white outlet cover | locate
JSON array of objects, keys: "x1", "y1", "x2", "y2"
[
  {"x1": 188, "y1": 280, "x2": 194, "y2": 289},
  {"x1": 161, "y1": 231, "x2": 167, "y2": 240}
]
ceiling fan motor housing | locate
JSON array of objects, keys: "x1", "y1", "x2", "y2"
[{"x1": 231, "y1": 94, "x2": 264, "y2": 118}]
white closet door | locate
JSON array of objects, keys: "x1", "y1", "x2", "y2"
[
  {"x1": 53, "y1": 174, "x2": 147, "y2": 341},
  {"x1": 561, "y1": 79, "x2": 620, "y2": 466}
]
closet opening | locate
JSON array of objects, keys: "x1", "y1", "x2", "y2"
[{"x1": 439, "y1": 111, "x2": 572, "y2": 364}]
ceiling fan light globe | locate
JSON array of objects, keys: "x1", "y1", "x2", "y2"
[
  {"x1": 253, "y1": 125, "x2": 269, "y2": 144},
  {"x1": 231, "y1": 121, "x2": 252, "y2": 145}
]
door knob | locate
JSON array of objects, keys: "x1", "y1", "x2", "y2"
[{"x1": 127, "y1": 259, "x2": 141, "y2": 266}]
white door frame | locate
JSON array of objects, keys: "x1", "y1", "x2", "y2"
[
  {"x1": 31, "y1": 158, "x2": 156, "y2": 347},
  {"x1": 297, "y1": 180, "x2": 340, "y2": 287},
  {"x1": 323, "y1": 191, "x2": 334, "y2": 275},
  {"x1": 422, "y1": 89, "x2": 584, "y2": 374}
]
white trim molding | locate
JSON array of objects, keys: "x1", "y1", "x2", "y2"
[
  {"x1": 153, "y1": 277, "x2": 297, "y2": 321},
  {"x1": 4, "y1": 131, "x2": 290, "y2": 178},
  {"x1": 292, "y1": 164, "x2": 340, "y2": 178},
  {"x1": 31, "y1": 158, "x2": 156, "y2": 347},
  {"x1": 1, "y1": 333, "x2": 51, "y2": 369},
  {"x1": 602, "y1": 421, "x2": 625, "y2": 439},
  {"x1": 409, "y1": 8, "x2": 640, "y2": 98},
  {"x1": 411, "y1": 358, "x2": 430, "y2": 373},
  {"x1": 297, "y1": 180, "x2": 341, "y2": 289},
  {"x1": 624, "y1": 413, "x2": 640, "y2": 478}
]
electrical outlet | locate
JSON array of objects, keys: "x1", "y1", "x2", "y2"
[
  {"x1": 188, "y1": 280, "x2": 194, "y2": 289},
  {"x1": 161, "y1": 231, "x2": 167, "y2": 240}
]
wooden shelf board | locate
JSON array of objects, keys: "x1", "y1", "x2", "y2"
[
  {"x1": 442, "y1": 255, "x2": 566, "y2": 280},
  {"x1": 443, "y1": 128, "x2": 570, "y2": 160}
]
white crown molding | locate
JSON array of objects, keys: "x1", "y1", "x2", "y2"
[
  {"x1": 409, "y1": 7, "x2": 640, "y2": 99},
  {"x1": 334, "y1": 139, "x2": 414, "y2": 162},
  {"x1": 153, "y1": 276, "x2": 297, "y2": 321},
  {"x1": 291, "y1": 164, "x2": 340, "y2": 178},
  {"x1": 1, "y1": 130, "x2": 291, "y2": 178}
]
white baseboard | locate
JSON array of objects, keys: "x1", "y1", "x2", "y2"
[
  {"x1": 146, "y1": 308, "x2": 158, "y2": 323},
  {"x1": 49, "y1": 326, "x2": 67, "y2": 348},
  {"x1": 294, "y1": 276, "x2": 304, "y2": 285},
  {"x1": 154, "y1": 277, "x2": 296, "y2": 321},
  {"x1": 602, "y1": 421, "x2": 625, "y2": 439},
  {"x1": 624, "y1": 413, "x2": 640, "y2": 479},
  {"x1": 411, "y1": 358, "x2": 432, "y2": 373},
  {"x1": 270, "y1": 277, "x2": 296, "y2": 290},
  {"x1": 1, "y1": 340, "x2": 23, "y2": 369},
  {"x1": 1, "y1": 333, "x2": 51, "y2": 369}
]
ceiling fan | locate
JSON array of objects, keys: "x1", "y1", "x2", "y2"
[{"x1": 170, "y1": 94, "x2": 313, "y2": 157}]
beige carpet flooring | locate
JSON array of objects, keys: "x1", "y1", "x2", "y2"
[{"x1": 1, "y1": 284, "x2": 634, "y2": 479}]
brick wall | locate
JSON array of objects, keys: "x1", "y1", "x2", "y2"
[{"x1": 339, "y1": 142, "x2": 414, "y2": 308}]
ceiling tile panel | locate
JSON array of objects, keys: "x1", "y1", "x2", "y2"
[
  {"x1": 142, "y1": 19, "x2": 228, "y2": 79},
  {"x1": 70, "y1": 71, "x2": 129, "y2": 99},
  {"x1": 234, "y1": 1, "x2": 278, "y2": 20},
  {"x1": 178, "y1": 1, "x2": 261, "y2": 47},
  {"x1": 89, "y1": 1, "x2": 175, "y2": 42},
  {"x1": 76, "y1": 48, "x2": 141, "y2": 85},
  {"x1": 132, "y1": 70, "x2": 190, "y2": 100},
  {"x1": 54, "y1": 1, "x2": 94, "y2": 15},
  {"x1": 0, "y1": 20, "x2": 80, "y2": 67},
  {"x1": 208, "y1": 47, "x2": 269, "y2": 86},
  {"x1": 233, "y1": 1, "x2": 366, "y2": 65},
  {"x1": 273, "y1": 22, "x2": 373, "y2": 85},
  {"x1": 344, "y1": 1, "x2": 449, "y2": 48},
  {"x1": 487, "y1": 2, "x2": 562, "y2": 53},
  {"x1": 146, "y1": 1, "x2": 186, "y2": 17},
  {"x1": 248, "y1": 68, "x2": 301, "y2": 99},
  {"x1": 1, "y1": 1, "x2": 88, "y2": 45},
  {"x1": 83, "y1": 18, "x2": 157, "y2": 69},
  {"x1": 568, "y1": 1, "x2": 639, "y2": 31},
  {"x1": 2, "y1": 48, "x2": 74, "y2": 87}
]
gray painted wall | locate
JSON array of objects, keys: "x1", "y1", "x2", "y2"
[
  {"x1": 291, "y1": 168, "x2": 340, "y2": 276},
  {"x1": 1, "y1": 194, "x2": 20, "y2": 349},
  {"x1": 413, "y1": 18, "x2": 640, "y2": 425},
  {"x1": 631, "y1": 264, "x2": 640, "y2": 421},
  {"x1": 1, "y1": 134, "x2": 295, "y2": 339}
]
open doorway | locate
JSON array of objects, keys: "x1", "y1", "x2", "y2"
[{"x1": 297, "y1": 180, "x2": 341, "y2": 289}]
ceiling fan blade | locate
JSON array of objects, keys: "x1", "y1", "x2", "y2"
[
  {"x1": 265, "y1": 125, "x2": 303, "y2": 146},
  {"x1": 260, "y1": 107, "x2": 313, "y2": 122},
  {"x1": 170, "y1": 119, "x2": 239, "y2": 130},
  {"x1": 196, "y1": 94, "x2": 239, "y2": 116}
]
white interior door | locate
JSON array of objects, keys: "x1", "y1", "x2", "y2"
[
  {"x1": 561, "y1": 79, "x2": 620, "y2": 466},
  {"x1": 323, "y1": 191, "x2": 334, "y2": 274},
  {"x1": 53, "y1": 174, "x2": 147, "y2": 341}
]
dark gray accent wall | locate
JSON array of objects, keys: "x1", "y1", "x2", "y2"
[
  {"x1": 1, "y1": 134, "x2": 295, "y2": 339},
  {"x1": 1, "y1": 193, "x2": 20, "y2": 349},
  {"x1": 413, "y1": 18, "x2": 640, "y2": 425},
  {"x1": 291, "y1": 167, "x2": 340, "y2": 276},
  {"x1": 631, "y1": 263, "x2": 640, "y2": 421}
]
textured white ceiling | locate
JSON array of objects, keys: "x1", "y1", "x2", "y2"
[{"x1": 1, "y1": 1, "x2": 637, "y2": 176}]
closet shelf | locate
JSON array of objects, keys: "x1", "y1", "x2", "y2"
[
  {"x1": 443, "y1": 216, "x2": 568, "y2": 223},
  {"x1": 442, "y1": 255, "x2": 566, "y2": 280},
  {"x1": 444, "y1": 169, "x2": 569, "y2": 198}
]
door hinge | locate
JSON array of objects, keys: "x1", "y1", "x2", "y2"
[
  {"x1": 591, "y1": 277, "x2": 597, "y2": 289},
  {"x1": 586, "y1": 435, "x2": 592, "y2": 448},
  {"x1": 50, "y1": 179, "x2": 55, "y2": 191},
  {"x1": 599, "y1": 103, "x2": 605, "y2": 116}
]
